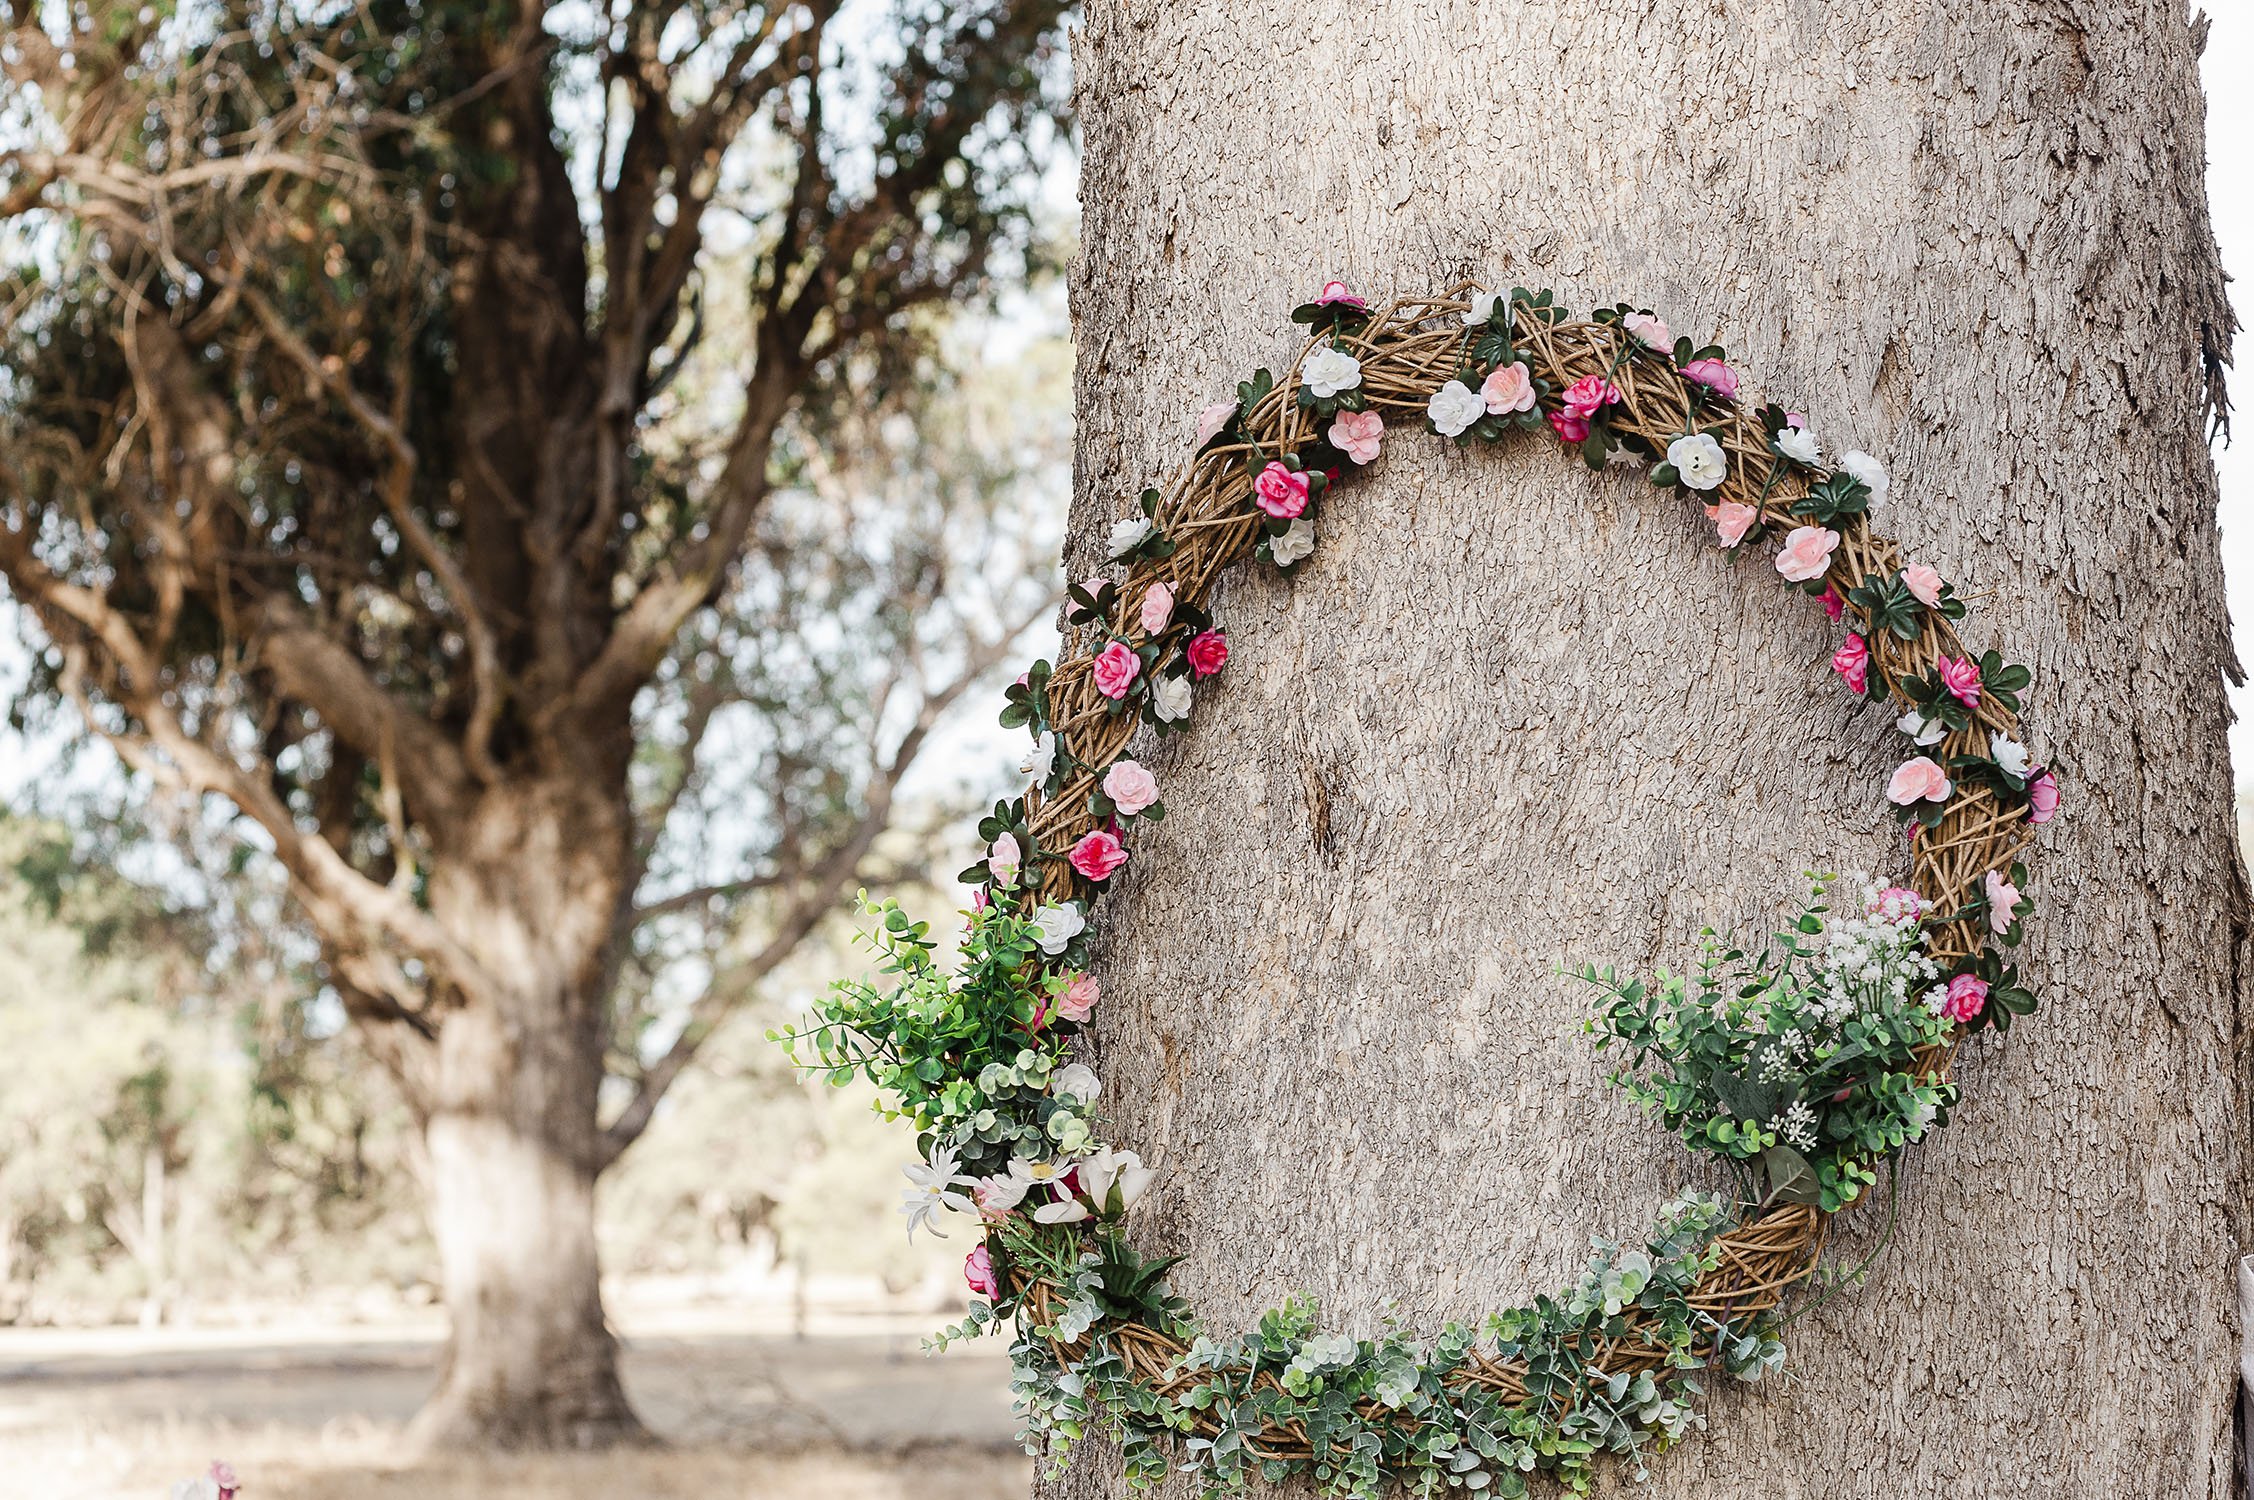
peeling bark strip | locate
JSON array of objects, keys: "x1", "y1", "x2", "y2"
[{"x1": 1058, "y1": 3, "x2": 2246, "y2": 1495}]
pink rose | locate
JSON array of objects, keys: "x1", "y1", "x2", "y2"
[
  {"x1": 1942, "y1": 974, "x2": 1989, "y2": 1024},
  {"x1": 1329, "y1": 409, "x2": 1385, "y2": 464},
  {"x1": 1013, "y1": 671, "x2": 1030, "y2": 688},
  {"x1": 986, "y1": 832, "x2": 1021, "y2": 885},
  {"x1": 1983, "y1": 870, "x2": 2021, "y2": 934},
  {"x1": 1068, "y1": 827, "x2": 1129, "y2": 882},
  {"x1": 1480, "y1": 360, "x2": 1536, "y2": 414},
  {"x1": 1886, "y1": 755, "x2": 1953, "y2": 806},
  {"x1": 1679, "y1": 358, "x2": 1740, "y2": 399},
  {"x1": 1774, "y1": 525, "x2": 1840, "y2": 583},
  {"x1": 1194, "y1": 400, "x2": 1236, "y2": 448},
  {"x1": 2027, "y1": 768, "x2": 2060, "y2": 824},
  {"x1": 1623, "y1": 311, "x2": 1673, "y2": 350},
  {"x1": 1058, "y1": 971, "x2": 1099, "y2": 1023},
  {"x1": 964, "y1": 1243, "x2": 1001, "y2": 1299},
  {"x1": 1821, "y1": 586, "x2": 1845, "y2": 622},
  {"x1": 1561, "y1": 374, "x2": 1619, "y2": 418},
  {"x1": 1707, "y1": 500, "x2": 1758, "y2": 548},
  {"x1": 1902, "y1": 563, "x2": 1944, "y2": 609},
  {"x1": 1832, "y1": 633, "x2": 1870, "y2": 695},
  {"x1": 1869, "y1": 886, "x2": 1925, "y2": 922},
  {"x1": 1185, "y1": 629, "x2": 1228, "y2": 678},
  {"x1": 1547, "y1": 409, "x2": 1591, "y2": 444},
  {"x1": 1140, "y1": 581, "x2": 1175, "y2": 635},
  {"x1": 1253, "y1": 461, "x2": 1311, "y2": 519},
  {"x1": 1102, "y1": 759, "x2": 1159, "y2": 815},
  {"x1": 1937, "y1": 654, "x2": 1980, "y2": 707},
  {"x1": 1091, "y1": 640, "x2": 1141, "y2": 700},
  {"x1": 1315, "y1": 280, "x2": 1366, "y2": 308}
]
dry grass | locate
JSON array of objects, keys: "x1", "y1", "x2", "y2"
[{"x1": 23, "y1": 1422, "x2": 1032, "y2": 1500}]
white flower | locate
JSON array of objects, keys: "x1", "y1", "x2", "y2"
[
  {"x1": 1666, "y1": 433, "x2": 1729, "y2": 491},
  {"x1": 900, "y1": 1147, "x2": 977, "y2": 1241},
  {"x1": 1461, "y1": 289, "x2": 1502, "y2": 326},
  {"x1": 173, "y1": 1483, "x2": 221, "y2": 1500},
  {"x1": 1007, "y1": 1154, "x2": 1078, "y2": 1194},
  {"x1": 1053, "y1": 1062, "x2": 1101, "y2": 1104},
  {"x1": 1078, "y1": 1146, "x2": 1156, "y2": 1215},
  {"x1": 1107, "y1": 516, "x2": 1153, "y2": 558},
  {"x1": 1774, "y1": 423, "x2": 1821, "y2": 464},
  {"x1": 1019, "y1": 730, "x2": 1056, "y2": 783},
  {"x1": 1270, "y1": 519, "x2": 1316, "y2": 567},
  {"x1": 1151, "y1": 674, "x2": 1193, "y2": 724},
  {"x1": 972, "y1": 1172, "x2": 1029, "y2": 1214},
  {"x1": 1427, "y1": 380, "x2": 1487, "y2": 437},
  {"x1": 1897, "y1": 708, "x2": 1947, "y2": 747},
  {"x1": 1989, "y1": 732, "x2": 2031, "y2": 778},
  {"x1": 1300, "y1": 344, "x2": 1363, "y2": 399},
  {"x1": 1837, "y1": 449, "x2": 1889, "y2": 506},
  {"x1": 1031, "y1": 1195, "x2": 1090, "y2": 1225},
  {"x1": 1031, "y1": 902, "x2": 1085, "y2": 955}
]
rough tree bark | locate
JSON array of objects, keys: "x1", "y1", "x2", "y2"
[{"x1": 1055, "y1": 3, "x2": 2246, "y2": 1495}]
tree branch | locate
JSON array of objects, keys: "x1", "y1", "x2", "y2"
[{"x1": 596, "y1": 595, "x2": 1053, "y2": 1165}]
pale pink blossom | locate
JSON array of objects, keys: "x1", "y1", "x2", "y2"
[
  {"x1": 1983, "y1": 870, "x2": 2021, "y2": 934},
  {"x1": 2028, "y1": 769, "x2": 2060, "y2": 824},
  {"x1": 1091, "y1": 640, "x2": 1141, "y2": 700},
  {"x1": 1315, "y1": 280, "x2": 1366, "y2": 308},
  {"x1": 964, "y1": 1243, "x2": 1001, "y2": 1299},
  {"x1": 1942, "y1": 974, "x2": 1989, "y2": 1023},
  {"x1": 1832, "y1": 633, "x2": 1870, "y2": 695},
  {"x1": 1937, "y1": 654, "x2": 1981, "y2": 707},
  {"x1": 1480, "y1": 360, "x2": 1536, "y2": 414},
  {"x1": 986, "y1": 832, "x2": 1021, "y2": 885},
  {"x1": 1706, "y1": 500, "x2": 1758, "y2": 548},
  {"x1": 1194, "y1": 400, "x2": 1236, "y2": 448},
  {"x1": 1886, "y1": 756, "x2": 1953, "y2": 806},
  {"x1": 1058, "y1": 972, "x2": 1099, "y2": 1023},
  {"x1": 1068, "y1": 827, "x2": 1129, "y2": 882},
  {"x1": 1253, "y1": 461, "x2": 1311, "y2": 519},
  {"x1": 1774, "y1": 525, "x2": 1841, "y2": 583},
  {"x1": 1679, "y1": 358, "x2": 1739, "y2": 399},
  {"x1": 1329, "y1": 409, "x2": 1386, "y2": 464},
  {"x1": 1902, "y1": 563, "x2": 1945, "y2": 609},
  {"x1": 1140, "y1": 580, "x2": 1175, "y2": 634},
  {"x1": 1102, "y1": 759, "x2": 1159, "y2": 815},
  {"x1": 1623, "y1": 311, "x2": 1673, "y2": 350}
]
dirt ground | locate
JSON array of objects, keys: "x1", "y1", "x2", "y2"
[{"x1": 0, "y1": 1311, "x2": 1033, "y2": 1499}]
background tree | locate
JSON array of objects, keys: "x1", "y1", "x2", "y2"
[
  {"x1": 1056, "y1": 3, "x2": 2246, "y2": 1495},
  {"x1": 0, "y1": 0, "x2": 1069, "y2": 1448}
]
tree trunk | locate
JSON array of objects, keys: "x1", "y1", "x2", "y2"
[
  {"x1": 404, "y1": 774, "x2": 648, "y2": 1450},
  {"x1": 1058, "y1": 4, "x2": 2245, "y2": 1496},
  {"x1": 412, "y1": 1097, "x2": 638, "y2": 1449}
]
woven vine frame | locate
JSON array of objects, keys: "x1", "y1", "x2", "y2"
[{"x1": 1001, "y1": 282, "x2": 2042, "y2": 1462}]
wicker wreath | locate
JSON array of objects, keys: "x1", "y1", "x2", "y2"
[{"x1": 792, "y1": 281, "x2": 2057, "y2": 1497}]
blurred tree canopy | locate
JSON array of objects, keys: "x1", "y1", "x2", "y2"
[{"x1": 0, "y1": 0, "x2": 1071, "y2": 1445}]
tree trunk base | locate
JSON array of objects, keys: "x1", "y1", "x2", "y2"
[
  {"x1": 406, "y1": 1368, "x2": 656, "y2": 1453},
  {"x1": 414, "y1": 1108, "x2": 651, "y2": 1451}
]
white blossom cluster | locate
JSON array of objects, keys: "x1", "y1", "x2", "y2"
[{"x1": 1805, "y1": 878, "x2": 1940, "y2": 1027}]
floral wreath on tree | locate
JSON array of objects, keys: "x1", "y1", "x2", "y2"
[{"x1": 783, "y1": 280, "x2": 2059, "y2": 1497}]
